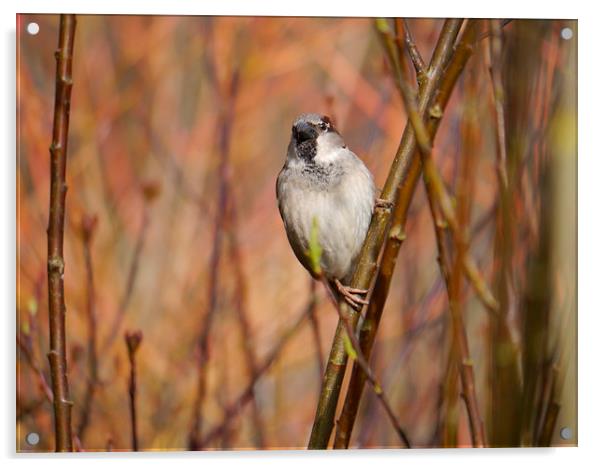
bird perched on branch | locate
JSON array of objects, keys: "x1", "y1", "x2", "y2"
[{"x1": 276, "y1": 113, "x2": 384, "y2": 309}]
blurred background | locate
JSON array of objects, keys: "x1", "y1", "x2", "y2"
[{"x1": 16, "y1": 16, "x2": 576, "y2": 451}]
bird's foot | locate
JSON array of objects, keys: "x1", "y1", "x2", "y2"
[
  {"x1": 375, "y1": 198, "x2": 393, "y2": 210},
  {"x1": 335, "y1": 279, "x2": 369, "y2": 310}
]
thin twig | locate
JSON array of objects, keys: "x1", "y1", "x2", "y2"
[
  {"x1": 306, "y1": 280, "x2": 324, "y2": 380},
  {"x1": 102, "y1": 199, "x2": 151, "y2": 352},
  {"x1": 535, "y1": 364, "x2": 559, "y2": 445},
  {"x1": 489, "y1": 19, "x2": 509, "y2": 189},
  {"x1": 397, "y1": 18, "x2": 426, "y2": 78},
  {"x1": 443, "y1": 53, "x2": 482, "y2": 447},
  {"x1": 200, "y1": 297, "x2": 315, "y2": 447},
  {"x1": 381, "y1": 18, "x2": 487, "y2": 447},
  {"x1": 379, "y1": 18, "x2": 499, "y2": 315},
  {"x1": 333, "y1": 143, "x2": 410, "y2": 448},
  {"x1": 333, "y1": 18, "x2": 482, "y2": 449},
  {"x1": 188, "y1": 70, "x2": 240, "y2": 451},
  {"x1": 225, "y1": 190, "x2": 266, "y2": 448},
  {"x1": 76, "y1": 214, "x2": 99, "y2": 442},
  {"x1": 308, "y1": 18, "x2": 464, "y2": 449},
  {"x1": 537, "y1": 402, "x2": 560, "y2": 447},
  {"x1": 487, "y1": 18, "x2": 522, "y2": 448},
  {"x1": 479, "y1": 19, "x2": 514, "y2": 41},
  {"x1": 17, "y1": 397, "x2": 46, "y2": 420},
  {"x1": 46, "y1": 13, "x2": 76, "y2": 452},
  {"x1": 17, "y1": 333, "x2": 54, "y2": 403},
  {"x1": 323, "y1": 280, "x2": 411, "y2": 448},
  {"x1": 125, "y1": 330, "x2": 143, "y2": 451}
]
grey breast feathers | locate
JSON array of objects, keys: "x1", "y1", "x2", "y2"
[{"x1": 276, "y1": 153, "x2": 375, "y2": 281}]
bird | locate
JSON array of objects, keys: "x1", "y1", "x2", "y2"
[{"x1": 276, "y1": 113, "x2": 384, "y2": 309}]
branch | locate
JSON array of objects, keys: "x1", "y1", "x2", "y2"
[
  {"x1": 306, "y1": 280, "x2": 324, "y2": 380},
  {"x1": 102, "y1": 186, "x2": 153, "y2": 352},
  {"x1": 309, "y1": 19, "x2": 464, "y2": 449},
  {"x1": 333, "y1": 18, "x2": 483, "y2": 449},
  {"x1": 17, "y1": 333, "x2": 53, "y2": 403},
  {"x1": 125, "y1": 330, "x2": 143, "y2": 451},
  {"x1": 535, "y1": 364, "x2": 559, "y2": 446},
  {"x1": 324, "y1": 280, "x2": 410, "y2": 448},
  {"x1": 225, "y1": 188, "x2": 266, "y2": 448},
  {"x1": 487, "y1": 18, "x2": 522, "y2": 447},
  {"x1": 200, "y1": 296, "x2": 315, "y2": 447},
  {"x1": 380, "y1": 18, "x2": 499, "y2": 315},
  {"x1": 389, "y1": 18, "x2": 487, "y2": 448},
  {"x1": 76, "y1": 214, "x2": 99, "y2": 442},
  {"x1": 441, "y1": 53, "x2": 481, "y2": 446},
  {"x1": 488, "y1": 19, "x2": 509, "y2": 191},
  {"x1": 537, "y1": 402, "x2": 560, "y2": 446},
  {"x1": 46, "y1": 13, "x2": 76, "y2": 452},
  {"x1": 394, "y1": 18, "x2": 426, "y2": 85},
  {"x1": 479, "y1": 19, "x2": 514, "y2": 42},
  {"x1": 188, "y1": 70, "x2": 240, "y2": 451}
]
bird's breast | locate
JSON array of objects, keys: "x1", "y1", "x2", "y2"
[{"x1": 277, "y1": 163, "x2": 374, "y2": 281}]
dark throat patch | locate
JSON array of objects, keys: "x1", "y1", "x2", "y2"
[{"x1": 296, "y1": 139, "x2": 317, "y2": 163}]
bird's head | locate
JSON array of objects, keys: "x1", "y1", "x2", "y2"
[{"x1": 289, "y1": 113, "x2": 343, "y2": 164}]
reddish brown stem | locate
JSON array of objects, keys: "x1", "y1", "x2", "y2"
[
  {"x1": 306, "y1": 280, "x2": 324, "y2": 380},
  {"x1": 46, "y1": 13, "x2": 76, "y2": 452},
  {"x1": 226, "y1": 193, "x2": 266, "y2": 448},
  {"x1": 414, "y1": 22, "x2": 487, "y2": 449},
  {"x1": 125, "y1": 330, "x2": 143, "y2": 451},
  {"x1": 489, "y1": 19, "x2": 509, "y2": 190},
  {"x1": 324, "y1": 280, "x2": 411, "y2": 448},
  {"x1": 102, "y1": 204, "x2": 150, "y2": 352},
  {"x1": 76, "y1": 214, "x2": 99, "y2": 442},
  {"x1": 17, "y1": 333, "x2": 54, "y2": 403},
  {"x1": 441, "y1": 46, "x2": 482, "y2": 447},
  {"x1": 200, "y1": 297, "x2": 314, "y2": 447},
  {"x1": 308, "y1": 19, "x2": 464, "y2": 449},
  {"x1": 188, "y1": 70, "x2": 240, "y2": 451},
  {"x1": 537, "y1": 402, "x2": 560, "y2": 447},
  {"x1": 333, "y1": 19, "x2": 485, "y2": 449},
  {"x1": 395, "y1": 18, "x2": 427, "y2": 84}
]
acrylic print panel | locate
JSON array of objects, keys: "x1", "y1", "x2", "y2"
[{"x1": 16, "y1": 14, "x2": 577, "y2": 452}]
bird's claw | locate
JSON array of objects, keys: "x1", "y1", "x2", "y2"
[{"x1": 335, "y1": 279, "x2": 369, "y2": 310}]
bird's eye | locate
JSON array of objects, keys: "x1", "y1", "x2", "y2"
[{"x1": 318, "y1": 121, "x2": 328, "y2": 130}]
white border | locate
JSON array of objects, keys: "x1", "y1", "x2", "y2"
[{"x1": 4, "y1": 1, "x2": 599, "y2": 466}]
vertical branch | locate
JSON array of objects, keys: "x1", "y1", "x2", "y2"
[
  {"x1": 418, "y1": 22, "x2": 488, "y2": 449},
  {"x1": 46, "y1": 13, "x2": 76, "y2": 452},
  {"x1": 308, "y1": 19, "x2": 464, "y2": 449},
  {"x1": 323, "y1": 280, "x2": 411, "y2": 448},
  {"x1": 489, "y1": 20, "x2": 509, "y2": 189},
  {"x1": 379, "y1": 18, "x2": 488, "y2": 447},
  {"x1": 519, "y1": 142, "x2": 554, "y2": 446},
  {"x1": 395, "y1": 18, "x2": 426, "y2": 83},
  {"x1": 200, "y1": 297, "x2": 316, "y2": 446},
  {"x1": 534, "y1": 364, "x2": 559, "y2": 445},
  {"x1": 225, "y1": 191, "x2": 266, "y2": 448},
  {"x1": 306, "y1": 280, "x2": 324, "y2": 380},
  {"x1": 333, "y1": 19, "x2": 485, "y2": 449},
  {"x1": 17, "y1": 333, "x2": 54, "y2": 404},
  {"x1": 487, "y1": 19, "x2": 531, "y2": 447},
  {"x1": 449, "y1": 62, "x2": 484, "y2": 449},
  {"x1": 381, "y1": 18, "x2": 498, "y2": 314},
  {"x1": 441, "y1": 49, "x2": 481, "y2": 446},
  {"x1": 76, "y1": 214, "x2": 99, "y2": 441},
  {"x1": 125, "y1": 330, "x2": 143, "y2": 451},
  {"x1": 188, "y1": 70, "x2": 240, "y2": 451},
  {"x1": 102, "y1": 184, "x2": 155, "y2": 352}
]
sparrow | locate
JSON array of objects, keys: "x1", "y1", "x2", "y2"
[{"x1": 276, "y1": 113, "x2": 380, "y2": 309}]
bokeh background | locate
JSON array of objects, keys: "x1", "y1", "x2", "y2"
[{"x1": 17, "y1": 15, "x2": 576, "y2": 451}]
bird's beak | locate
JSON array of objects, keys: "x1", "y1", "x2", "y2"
[{"x1": 293, "y1": 121, "x2": 317, "y2": 143}]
